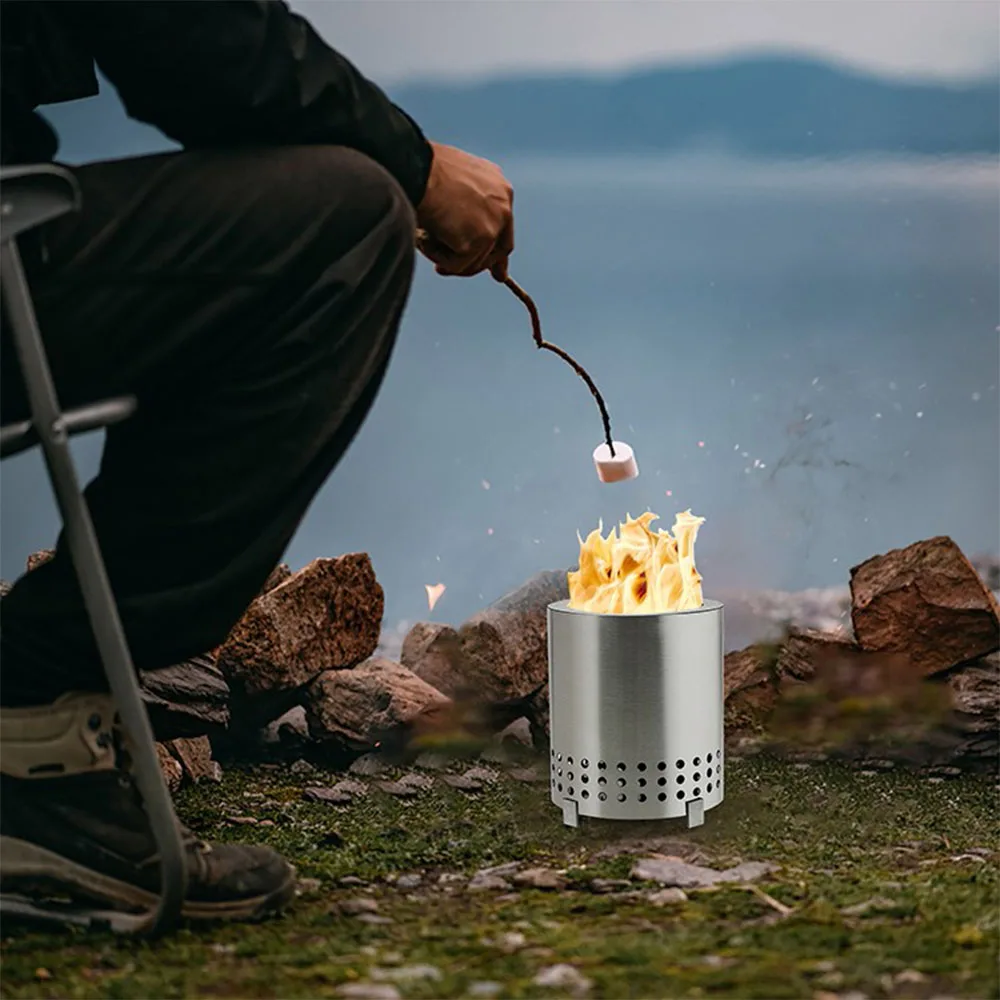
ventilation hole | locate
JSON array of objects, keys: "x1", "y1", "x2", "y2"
[
  {"x1": 707, "y1": 782, "x2": 713, "y2": 792},
  {"x1": 550, "y1": 749, "x2": 556, "y2": 757},
  {"x1": 637, "y1": 762, "x2": 647, "y2": 772},
  {"x1": 638, "y1": 778, "x2": 647, "y2": 788},
  {"x1": 638, "y1": 794, "x2": 647, "y2": 803},
  {"x1": 693, "y1": 756, "x2": 701, "y2": 766},
  {"x1": 657, "y1": 777, "x2": 667, "y2": 787},
  {"x1": 598, "y1": 761, "x2": 607, "y2": 771},
  {"x1": 568, "y1": 787, "x2": 574, "y2": 797},
  {"x1": 676, "y1": 759, "x2": 685, "y2": 769},
  {"x1": 557, "y1": 783, "x2": 563, "y2": 792},
  {"x1": 567, "y1": 756, "x2": 574, "y2": 765},
  {"x1": 707, "y1": 768, "x2": 713, "y2": 778},
  {"x1": 676, "y1": 791, "x2": 684, "y2": 800},
  {"x1": 707, "y1": 752, "x2": 714, "y2": 763},
  {"x1": 659, "y1": 792, "x2": 668, "y2": 802},
  {"x1": 616, "y1": 777, "x2": 626, "y2": 788},
  {"x1": 598, "y1": 792, "x2": 607, "y2": 801},
  {"x1": 582, "y1": 790, "x2": 590, "y2": 799},
  {"x1": 581, "y1": 774, "x2": 590, "y2": 784},
  {"x1": 693, "y1": 787, "x2": 701, "y2": 797},
  {"x1": 693, "y1": 772, "x2": 701, "y2": 782},
  {"x1": 677, "y1": 775, "x2": 685, "y2": 785},
  {"x1": 557, "y1": 769, "x2": 563, "y2": 777},
  {"x1": 617, "y1": 793, "x2": 627, "y2": 803},
  {"x1": 557, "y1": 753, "x2": 563, "y2": 762},
  {"x1": 567, "y1": 772, "x2": 574, "y2": 782},
  {"x1": 581, "y1": 758, "x2": 590, "y2": 768},
  {"x1": 617, "y1": 762, "x2": 627, "y2": 772},
  {"x1": 598, "y1": 776, "x2": 607, "y2": 786},
  {"x1": 657, "y1": 761, "x2": 667, "y2": 771}
]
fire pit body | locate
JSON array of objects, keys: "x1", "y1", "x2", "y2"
[{"x1": 547, "y1": 600, "x2": 724, "y2": 829}]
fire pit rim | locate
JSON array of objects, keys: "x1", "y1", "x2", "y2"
[{"x1": 548, "y1": 598, "x2": 724, "y2": 618}]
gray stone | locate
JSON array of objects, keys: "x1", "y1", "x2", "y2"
[
  {"x1": 376, "y1": 780, "x2": 419, "y2": 799},
  {"x1": 290, "y1": 758, "x2": 318, "y2": 775},
  {"x1": 371, "y1": 965, "x2": 441, "y2": 984},
  {"x1": 350, "y1": 754, "x2": 387, "y2": 776},
  {"x1": 334, "y1": 984, "x2": 401, "y2": 1000},
  {"x1": 468, "y1": 874, "x2": 512, "y2": 892},
  {"x1": 340, "y1": 897, "x2": 379, "y2": 916},
  {"x1": 648, "y1": 887, "x2": 688, "y2": 906},
  {"x1": 631, "y1": 856, "x2": 777, "y2": 888},
  {"x1": 841, "y1": 896, "x2": 898, "y2": 917},
  {"x1": 590, "y1": 879, "x2": 632, "y2": 894},
  {"x1": 395, "y1": 874, "x2": 423, "y2": 891},
  {"x1": 467, "y1": 982, "x2": 504, "y2": 998},
  {"x1": 512, "y1": 868, "x2": 567, "y2": 891},
  {"x1": 533, "y1": 964, "x2": 592, "y2": 997}
]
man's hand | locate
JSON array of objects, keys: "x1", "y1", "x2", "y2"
[{"x1": 416, "y1": 142, "x2": 514, "y2": 280}]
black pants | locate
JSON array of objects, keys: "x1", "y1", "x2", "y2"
[{"x1": 0, "y1": 146, "x2": 416, "y2": 706}]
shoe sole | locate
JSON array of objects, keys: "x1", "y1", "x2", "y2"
[{"x1": 0, "y1": 836, "x2": 296, "y2": 922}]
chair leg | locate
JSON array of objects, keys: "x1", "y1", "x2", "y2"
[{"x1": 0, "y1": 242, "x2": 188, "y2": 936}]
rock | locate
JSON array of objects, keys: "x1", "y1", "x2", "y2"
[
  {"x1": 261, "y1": 562, "x2": 292, "y2": 595},
  {"x1": 533, "y1": 964, "x2": 592, "y2": 997},
  {"x1": 261, "y1": 706, "x2": 310, "y2": 748},
  {"x1": 376, "y1": 780, "x2": 419, "y2": 799},
  {"x1": 400, "y1": 621, "x2": 464, "y2": 696},
  {"x1": 162, "y1": 736, "x2": 217, "y2": 783},
  {"x1": 850, "y1": 537, "x2": 1000, "y2": 676},
  {"x1": 467, "y1": 982, "x2": 504, "y2": 998},
  {"x1": 590, "y1": 878, "x2": 632, "y2": 894},
  {"x1": 442, "y1": 772, "x2": 485, "y2": 793},
  {"x1": 306, "y1": 658, "x2": 452, "y2": 750},
  {"x1": 487, "y1": 931, "x2": 527, "y2": 953},
  {"x1": 397, "y1": 772, "x2": 435, "y2": 792},
  {"x1": 841, "y1": 896, "x2": 898, "y2": 917},
  {"x1": 0, "y1": 579, "x2": 12, "y2": 598},
  {"x1": 512, "y1": 868, "x2": 568, "y2": 891},
  {"x1": 525, "y1": 683, "x2": 551, "y2": 746},
  {"x1": 456, "y1": 570, "x2": 570, "y2": 705},
  {"x1": 155, "y1": 742, "x2": 183, "y2": 793},
  {"x1": 467, "y1": 873, "x2": 512, "y2": 892},
  {"x1": 290, "y1": 758, "x2": 318, "y2": 775},
  {"x1": 304, "y1": 780, "x2": 368, "y2": 805},
  {"x1": 476, "y1": 862, "x2": 522, "y2": 878},
  {"x1": 296, "y1": 878, "x2": 323, "y2": 897},
  {"x1": 632, "y1": 856, "x2": 777, "y2": 888},
  {"x1": 648, "y1": 887, "x2": 688, "y2": 906},
  {"x1": 395, "y1": 874, "x2": 423, "y2": 891},
  {"x1": 724, "y1": 643, "x2": 781, "y2": 729},
  {"x1": 218, "y1": 554, "x2": 385, "y2": 697},
  {"x1": 25, "y1": 549, "x2": 55, "y2": 573},
  {"x1": 413, "y1": 751, "x2": 450, "y2": 771},
  {"x1": 340, "y1": 897, "x2": 379, "y2": 916},
  {"x1": 371, "y1": 965, "x2": 441, "y2": 984},
  {"x1": 509, "y1": 767, "x2": 545, "y2": 783},
  {"x1": 349, "y1": 753, "x2": 387, "y2": 776},
  {"x1": 140, "y1": 654, "x2": 230, "y2": 740},
  {"x1": 334, "y1": 985, "x2": 400, "y2": 1000},
  {"x1": 226, "y1": 815, "x2": 258, "y2": 826},
  {"x1": 497, "y1": 717, "x2": 533, "y2": 748}
]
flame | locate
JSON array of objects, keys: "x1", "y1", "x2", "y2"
[
  {"x1": 567, "y1": 510, "x2": 706, "y2": 614},
  {"x1": 425, "y1": 582, "x2": 446, "y2": 611}
]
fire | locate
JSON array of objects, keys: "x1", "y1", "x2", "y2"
[
  {"x1": 567, "y1": 510, "x2": 706, "y2": 614},
  {"x1": 425, "y1": 582, "x2": 446, "y2": 611}
]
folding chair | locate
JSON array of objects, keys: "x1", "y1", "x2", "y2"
[{"x1": 0, "y1": 164, "x2": 187, "y2": 935}]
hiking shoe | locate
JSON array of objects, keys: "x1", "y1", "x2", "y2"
[{"x1": 0, "y1": 693, "x2": 295, "y2": 921}]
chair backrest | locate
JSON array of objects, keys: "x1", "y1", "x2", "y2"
[{"x1": 1, "y1": 164, "x2": 80, "y2": 243}]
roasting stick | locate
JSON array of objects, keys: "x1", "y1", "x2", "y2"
[{"x1": 414, "y1": 228, "x2": 639, "y2": 483}]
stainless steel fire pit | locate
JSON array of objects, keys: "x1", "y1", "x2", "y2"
[{"x1": 547, "y1": 600, "x2": 724, "y2": 829}]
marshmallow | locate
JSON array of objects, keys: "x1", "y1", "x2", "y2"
[{"x1": 593, "y1": 440, "x2": 639, "y2": 483}]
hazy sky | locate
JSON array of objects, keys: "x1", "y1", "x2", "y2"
[{"x1": 291, "y1": 0, "x2": 999, "y2": 84}]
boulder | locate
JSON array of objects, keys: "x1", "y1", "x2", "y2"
[
  {"x1": 455, "y1": 570, "x2": 569, "y2": 704},
  {"x1": 305, "y1": 658, "x2": 452, "y2": 750},
  {"x1": 723, "y1": 642, "x2": 781, "y2": 731},
  {"x1": 140, "y1": 654, "x2": 230, "y2": 740},
  {"x1": 156, "y1": 742, "x2": 183, "y2": 793},
  {"x1": 400, "y1": 622, "x2": 464, "y2": 696},
  {"x1": 850, "y1": 537, "x2": 1000, "y2": 676},
  {"x1": 218, "y1": 554, "x2": 384, "y2": 697},
  {"x1": 162, "y1": 735, "x2": 221, "y2": 784}
]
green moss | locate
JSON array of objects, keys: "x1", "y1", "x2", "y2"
[{"x1": 2, "y1": 758, "x2": 997, "y2": 999}]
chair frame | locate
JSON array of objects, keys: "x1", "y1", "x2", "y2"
[{"x1": 0, "y1": 165, "x2": 187, "y2": 935}]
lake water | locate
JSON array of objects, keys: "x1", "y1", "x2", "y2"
[{"x1": 2, "y1": 153, "x2": 997, "y2": 633}]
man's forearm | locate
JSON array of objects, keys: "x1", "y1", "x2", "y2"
[{"x1": 68, "y1": 0, "x2": 433, "y2": 204}]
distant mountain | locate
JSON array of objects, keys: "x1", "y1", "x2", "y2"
[
  {"x1": 394, "y1": 56, "x2": 998, "y2": 158},
  {"x1": 42, "y1": 54, "x2": 998, "y2": 165}
]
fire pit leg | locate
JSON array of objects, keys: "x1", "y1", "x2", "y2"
[
  {"x1": 685, "y1": 798, "x2": 705, "y2": 829},
  {"x1": 561, "y1": 798, "x2": 580, "y2": 829}
]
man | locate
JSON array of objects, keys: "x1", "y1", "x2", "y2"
[{"x1": 0, "y1": 1, "x2": 514, "y2": 921}]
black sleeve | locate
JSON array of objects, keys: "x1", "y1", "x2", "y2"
[{"x1": 64, "y1": 0, "x2": 433, "y2": 205}]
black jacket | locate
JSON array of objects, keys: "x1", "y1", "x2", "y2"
[{"x1": 0, "y1": 0, "x2": 433, "y2": 205}]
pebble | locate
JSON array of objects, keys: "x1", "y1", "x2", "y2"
[
  {"x1": 375, "y1": 781, "x2": 419, "y2": 799},
  {"x1": 894, "y1": 969, "x2": 927, "y2": 984},
  {"x1": 356, "y1": 914, "x2": 393, "y2": 926},
  {"x1": 395, "y1": 874, "x2": 423, "y2": 891},
  {"x1": 509, "y1": 767, "x2": 546, "y2": 784},
  {"x1": 290, "y1": 759, "x2": 318, "y2": 775},
  {"x1": 258, "y1": 819, "x2": 275, "y2": 828},
  {"x1": 349, "y1": 754, "x2": 386, "y2": 777},
  {"x1": 339, "y1": 875, "x2": 367, "y2": 887},
  {"x1": 590, "y1": 878, "x2": 632, "y2": 894},
  {"x1": 340, "y1": 897, "x2": 380, "y2": 916},
  {"x1": 533, "y1": 964, "x2": 592, "y2": 997},
  {"x1": 413, "y1": 751, "x2": 450, "y2": 771},
  {"x1": 442, "y1": 774, "x2": 484, "y2": 792},
  {"x1": 398, "y1": 772, "x2": 435, "y2": 792},
  {"x1": 371, "y1": 964, "x2": 441, "y2": 983},
  {"x1": 467, "y1": 874, "x2": 512, "y2": 892},
  {"x1": 512, "y1": 868, "x2": 568, "y2": 891},
  {"x1": 334, "y1": 984, "x2": 400, "y2": 1000},
  {"x1": 467, "y1": 982, "x2": 504, "y2": 998},
  {"x1": 632, "y1": 857, "x2": 777, "y2": 888},
  {"x1": 476, "y1": 861, "x2": 522, "y2": 878},
  {"x1": 437, "y1": 873, "x2": 465, "y2": 886},
  {"x1": 483, "y1": 931, "x2": 526, "y2": 953},
  {"x1": 648, "y1": 887, "x2": 688, "y2": 906},
  {"x1": 295, "y1": 878, "x2": 323, "y2": 897},
  {"x1": 926, "y1": 777, "x2": 946, "y2": 784},
  {"x1": 928, "y1": 766, "x2": 963, "y2": 778},
  {"x1": 225, "y1": 816, "x2": 258, "y2": 826},
  {"x1": 841, "y1": 896, "x2": 897, "y2": 917}
]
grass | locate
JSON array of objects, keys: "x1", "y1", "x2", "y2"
[{"x1": 1, "y1": 756, "x2": 997, "y2": 999}]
